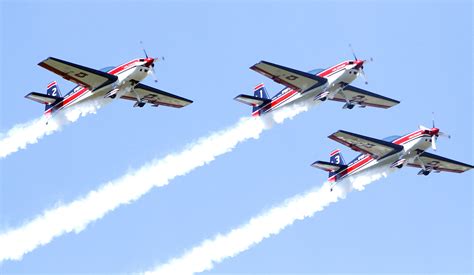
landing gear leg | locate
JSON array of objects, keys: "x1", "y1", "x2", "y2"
[{"x1": 131, "y1": 87, "x2": 146, "y2": 108}]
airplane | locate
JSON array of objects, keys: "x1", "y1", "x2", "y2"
[
  {"x1": 234, "y1": 54, "x2": 400, "y2": 117},
  {"x1": 25, "y1": 52, "x2": 193, "y2": 120},
  {"x1": 311, "y1": 123, "x2": 473, "y2": 191}
]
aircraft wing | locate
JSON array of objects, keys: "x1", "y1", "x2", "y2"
[
  {"x1": 407, "y1": 152, "x2": 474, "y2": 173},
  {"x1": 328, "y1": 130, "x2": 403, "y2": 160},
  {"x1": 120, "y1": 83, "x2": 193, "y2": 108},
  {"x1": 311, "y1": 160, "x2": 347, "y2": 172},
  {"x1": 250, "y1": 61, "x2": 327, "y2": 92},
  {"x1": 38, "y1": 57, "x2": 118, "y2": 91},
  {"x1": 234, "y1": 94, "x2": 270, "y2": 107},
  {"x1": 24, "y1": 92, "x2": 62, "y2": 105},
  {"x1": 330, "y1": 85, "x2": 400, "y2": 109}
]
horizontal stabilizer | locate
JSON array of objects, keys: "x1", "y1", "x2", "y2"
[
  {"x1": 234, "y1": 94, "x2": 270, "y2": 107},
  {"x1": 25, "y1": 92, "x2": 62, "y2": 105},
  {"x1": 311, "y1": 160, "x2": 347, "y2": 172}
]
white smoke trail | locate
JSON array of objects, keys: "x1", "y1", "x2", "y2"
[
  {"x1": 0, "y1": 99, "x2": 108, "y2": 158},
  {"x1": 0, "y1": 102, "x2": 311, "y2": 262},
  {"x1": 145, "y1": 168, "x2": 393, "y2": 275}
]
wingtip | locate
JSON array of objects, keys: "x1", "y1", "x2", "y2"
[
  {"x1": 250, "y1": 60, "x2": 268, "y2": 69},
  {"x1": 249, "y1": 64, "x2": 259, "y2": 71},
  {"x1": 24, "y1": 92, "x2": 34, "y2": 98},
  {"x1": 38, "y1": 56, "x2": 55, "y2": 64},
  {"x1": 329, "y1": 129, "x2": 344, "y2": 135}
]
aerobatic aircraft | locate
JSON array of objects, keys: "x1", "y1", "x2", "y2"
[
  {"x1": 311, "y1": 123, "x2": 473, "y2": 191},
  {"x1": 25, "y1": 52, "x2": 193, "y2": 120},
  {"x1": 234, "y1": 54, "x2": 399, "y2": 117}
]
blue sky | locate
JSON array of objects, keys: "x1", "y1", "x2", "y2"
[{"x1": 1, "y1": 0, "x2": 472, "y2": 273}]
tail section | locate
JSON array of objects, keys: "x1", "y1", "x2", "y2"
[
  {"x1": 252, "y1": 83, "x2": 269, "y2": 112},
  {"x1": 25, "y1": 81, "x2": 63, "y2": 116},
  {"x1": 45, "y1": 81, "x2": 62, "y2": 111},
  {"x1": 234, "y1": 83, "x2": 271, "y2": 114},
  {"x1": 310, "y1": 149, "x2": 347, "y2": 183},
  {"x1": 253, "y1": 83, "x2": 269, "y2": 100},
  {"x1": 328, "y1": 149, "x2": 346, "y2": 178}
]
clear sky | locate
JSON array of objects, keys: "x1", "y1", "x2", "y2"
[{"x1": 1, "y1": 0, "x2": 472, "y2": 273}]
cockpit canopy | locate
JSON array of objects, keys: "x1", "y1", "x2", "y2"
[
  {"x1": 382, "y1": 135, "x2": 402, "y2": 142},
  {"x1": 307, "y1": 68, "x2": 325, "y2": 75},
  {"x1": 99, "y1": 66, "x2": 115, "y2": 73}
]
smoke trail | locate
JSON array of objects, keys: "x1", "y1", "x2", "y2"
[
  {"x1": 0, "y1": 99, "x2": 108, "y2": 158},
  {"x1": 145, "y1": 168, "x2": 393, "y2": 275},
  {"x1": 0, "y1": 102, "x2": 311, "y2": 262}
]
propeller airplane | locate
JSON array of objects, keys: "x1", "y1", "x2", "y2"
[
  {"x1": 25, "y1": 47, "x2": 192, "y2": 121},
  {"x1": 235, "y1": 47, "x2": 399, "y2": 116},
  {"x1": 312, "y1": 121, "x2": 473, "y2": 191}
]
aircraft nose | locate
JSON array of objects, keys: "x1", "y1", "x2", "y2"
[
  {"x1": 355, "y1": 60, "x2": 364, "y2": 69},
  {"x1": 144, "y1": 58, "x2": 155, "y2": 67},
  {"x1": 430, "y1": 128, "x2": 440, "y2": 136}
]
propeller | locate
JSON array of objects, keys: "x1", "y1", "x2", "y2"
[
  {"x1": 149, "y1": 67, "x2": 159, "y2": 83},
  {"x1": 140, "y1": 41, "x2": 165, "y2": 83},
  {"x1": 432, "y1": 133, "x2": 437, "y2": 151},
  {"x1": 140, "y1": 40, "x2": 149, "y2": 58},
  {"x1": 419, "y1": 113, "x2": 451, "y2": 151},
  {"x1": 431, "y1": 112, "x2": 451, "y2": 138},
  {"x1": 349, "y1": 44, "x2": 372, "y2": 85},
  {"x1": 360, "y1": 68, "x2": 369, "y2": 85}
]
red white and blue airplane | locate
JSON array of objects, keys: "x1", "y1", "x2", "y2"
[
  {"x1": 311, "y1": 123, "x2": 473, "y2": 191},
  {"x1": 234, "y1": 55, "x2": 399, "y2": 116},
  {"x1": 25, "y1": 53, "x2": 192, "y2": 119}
]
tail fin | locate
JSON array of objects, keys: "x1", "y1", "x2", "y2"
[
  {"x1": 45, "y1": 81, "x2": 62, "y2": 111},
  {"x1": 329, "y1": 149, "x2": 346, "y2": 178},
  {"x1": 252, "y1": 83, "x2": 270, "y2": 112}
]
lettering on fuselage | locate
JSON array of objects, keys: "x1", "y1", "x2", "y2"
[{"x1": 332, "y1": 64, "x2": 347, "y2": 72}]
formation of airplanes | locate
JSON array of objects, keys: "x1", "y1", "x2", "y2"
[{"x1": 24, "y1": 49, "x2": 473, "y2": 187}]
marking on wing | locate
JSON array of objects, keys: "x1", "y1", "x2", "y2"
[{"x1": 75, "y1": 72, "x2": 88, "y2": 78}]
